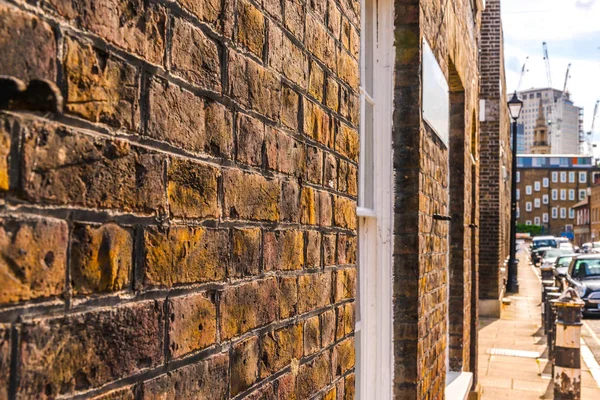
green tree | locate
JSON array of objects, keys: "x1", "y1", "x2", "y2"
[{"x1": 516, "y1": 223, "x2": 543, "y2": 236}]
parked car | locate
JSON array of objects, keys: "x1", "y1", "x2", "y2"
[
  {"x1": 531, "y1": 236, "x2": 558, "y2": 264},
  {"x1": 564, "y1": 255, "x2": 600, "y2": 316},
  {"x1": 553, "y1": 254, "x2": 577, "y2": 291},
  {"x1": 592, "y1": 242, "x2": 600, "y2": 254},
  {"x1": 540, "y1": 248, "x2": 575, "y2": 270},
  {"x1": 581, "y1": 243, "x2": 592, "y2": 253}
]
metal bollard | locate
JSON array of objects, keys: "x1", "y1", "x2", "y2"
[
  {"x1": 551, "y1": 288, "x2": 585, "y2": 400},
  {"x1": 543, "y1": 283, "x2": 559, "y2": 334},
  {"x1": 547, "y1": 291, "x2": 561, "y2": 367}
]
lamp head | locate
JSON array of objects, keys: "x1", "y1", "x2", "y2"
[{"x1": 508, "y1": 91, "x2": 524, "y2": 120}]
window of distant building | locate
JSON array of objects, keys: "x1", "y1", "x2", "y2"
[
  {"x1": 580, "y1": 172, "x2": 587, "y2": 183},
  {"x1": 516, "y1": 189, "x2": 520, "y2": 200},
  {"x1": 543, "y1": 213, "x2": 549, "y2": 223},
  {"x1": 534, "y1": 198, "x2": 540, "y2": 208},
  {"x1": 561, "y1": 189, "x2": 566, "y2": 200},
  {"x1": 543, "y1": 194, "x2": 548, "y2": 204},
  {"x1": 552, "y1": 208, "x2": 558, "y2": 219},
  {"x1": 543, "y1": 178, "x2": 549, "y2": 188},
  {"x1": 526, "y1": 202, "x2": 532, "y2": 212},
  {"x1": 569, "y1": 190, "x2": 575, "y2": 201},
  {"x1": 526, "y1": 220, "x2": 532, "y2": 225},
  {"x1": 552, "y1": 172, "x2": 558, "y2": 183},
  {"x1": 561, "y1": 208, "x2": 567, "y2": 219},
  {"x1": 569, "y1": 208, "x2": 575, "y2": 219},
  {"x1": 534, "y1": 181, "x2": 540, "y2": 191},
  {"x1": 516, "y1": 207, "x2": 520, "y2": 218},
  {"x1": 569, "y1": 171, "x2": 575, "y2": 183},
  {"x1": 534, "y1": 217, "x2": 540, "y2": 225},
  {"x1": 561, "y1": 172, "x2": 567, "y2": 183},
  {"x1": 552, "y1": 189, "x2": 558, "y2": 200},
  {"x1": 526, "y1": 185, "x2": 532, "y2": 195},
  {"x1": 516, "y1": 171, "x2": 520, "y2": 183},
  {"x1": 580, "y1": 189, "x2": 587, "y2": 200}
]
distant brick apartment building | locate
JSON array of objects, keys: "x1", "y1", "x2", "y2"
[
  {"x1": 0, "y1": 0, "x2": 504, "y2": 398},
  {"x1": 573, "y1": 197, "x2": 591, "y2": 245},
  {"x1": 516, "y1": 155, "x2": 598, "y2": 237}
]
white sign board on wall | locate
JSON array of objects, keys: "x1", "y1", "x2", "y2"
[{"x1": 422, "y1": 39, "x2": 449, "y2": 146}]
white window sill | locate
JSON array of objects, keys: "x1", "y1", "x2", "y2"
[{"x1": 445, "y1": 371, "x2": 473, "y2": 400}]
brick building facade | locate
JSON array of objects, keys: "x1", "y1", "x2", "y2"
[
  {"x1": 0, "y1": 0, "x2": 358, "y2": 398},
  {"x1": 478, "y1": 0, "x2": 512, "y2": 318},
  {"x1": 0, "y1": 0, "x2": 503, "y2": 398},
  {"x1": 516, "y1": 155, "x2": 597, "y2": 238}
]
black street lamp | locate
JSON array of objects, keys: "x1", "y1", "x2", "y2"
[{"x1": 507, "y1": 91, "x2": 524, "y2": 293}]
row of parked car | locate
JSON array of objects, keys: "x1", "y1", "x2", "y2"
[{"x1": 529, "y1": 235, "x2": 600, "y2": 317}]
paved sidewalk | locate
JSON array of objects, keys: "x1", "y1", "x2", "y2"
[{"x1": 478, "y1": 249, "x2": 600, "y2": 399}]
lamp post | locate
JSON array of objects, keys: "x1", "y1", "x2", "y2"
[{"x1": 507, "y1": 91, "x2": 524, "y2": 293}]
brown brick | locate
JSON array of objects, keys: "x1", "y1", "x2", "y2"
[
  {"x1": 281, "y1": 86, "x2": 300, "y2": 130},
  {"x1": 327, "y1": 0, "x2": 341, "y2": 39},
  {"x1": 264, "y1": 230, "x2": 304, "y2": 271},
  {"x1": 168, "y1": 292, "x2": 217, "y2": 359},
  {"x1": 0, "y1": 117, "x2": 10, "y2": 191},
  {"x1": 336, "y1": 123, "x2": 359, "y2": 162},
  {"x1": 334, "y1": 268, "x2": 356, "y2": 302},
  {"x1": 260, "y1": 324, "x2": 302, "y2": 377},
  {"x1": 304, "y1": 14, "x2": 336, "y2": 71},
  {"x1": 304, "y1": 100, "x2": 333, "y2": 148},
  {"x1": 168, "y1": 158, "x2": 220, "y2": 219},
  {"x1": 298, "y1": 272, "x2": 332, "y2": 314},
  {"x1": 324, "y1": 153, "x2": 338, "y2": 190},
  {"x1": 0, "y1": 325, "x2": 10, "y2": 399},
  {"x1": 223, "y1": 169, "x2": 280, "y2": 221},
  {"x1": 284, "y1": 0, "x2": 305, "y2": 39},
  {"x1": 308, "y1": 62, "x2": 325, "y2": 102},
  {"x1": 323, "y1": 233, "x2": 336, "y2": 266},
  {"x1": 332, "y1": 337, "x2": 355, "y2": 377},
  {"x1": 231, "y1": 228, "x2": 261, "y2": 278},
  {"x1": 262, "y1": 0, "x2": 282, "y2": 20},
  {"x1": 142, "y1": 353, "x2": 228, "y2": 398},
  {"x1": 268, "y1": 24, "x2": 308, "y2": 87},
  {"x1": 147, "y1": 79, "x2": 233, "y2": 157},
  {"x1": 301, "y1": 186, "x2": 317, "y2": 225},
  {"x1": 20, "y1": 119, "x2": 166, "y2": 214},
  {"x1": 344, "y1": 373, "x2": 355, "y2": 400},
  {"x1": 308, "y1": 0, "x2": 327, "y2": 20},
  {"x1": 70, "y1": 223, "x2": 132, "y2": 295},
  {"x1": 306, "y1": 230, "x2": 321, "y2": 268},
  {"x1": 179, "y1": 0, "x2": 221, "y2": 26},
  {"x1": 279, "y1": 276, "x2": 298, "y2": 318},
  {"x1": 237, "y1": 0, "x2": 265, "y2": 57},
  {"x1": 306, "y1": 146, "x2": 323, "y2": 185},
  {"x1": 296, "y1": 351, "x2": 332, "y2": 399},
  {"x1": 339, "y1": 87, "x2": 359, "y2": 126},
  {"x1": 229, "y1": 51, "x2": 281, "y2": 120},
  {"x1": 323, "y1": 386, "x2": 337, "y2": 400},
  {"x1": 0, "y1": 4, "x2": 56, "y2": 82},
  {"x1": 231, "y1": 336, "x2": 259, "y2": 396},
  {"x1": 335, "y1": 303, "x2": 355, "y2": 340},
  {"x1": 245, "y1": 383, "x2": 276, "y2": 400},
  {"x1": 64, "y1": 38, "x2": 139, "y2": 131},
  {"x1": 337, "y1": 234, "x2": 357, "y2": 264},
  {"x1": 237, "y1": 114, "x2": 265, "y2": 167},
  {"x1": 326, "y1": 76, "x2": 340, "y2": 112},
  {"x1": 144, "y1": 226, "x2": 228, "y2": 287},
  {"x1": 333, "y1": 196, "x2": 356, "y2": 230},
  {"x1": 171, "y1": 18, "x2": 221, "y2": 91},
  {"x1": 280, "y1": 179, "x2": 300, "y2": 223},
  {"x1": 319, "y1": 191, "x2": 333, "y2": 226},
  {"x1": 0, "y1": 216, "x2": 67, "y2": 304},
  {"x1": 265, "y1": 128, "x2": 306, "y2": 177},
  {"x1": 19, "y1": 300, "x2": 164, "y2": 397},
  {"x1": 339, "y1": 161, "x2": 358, "y2": 196},
  {"x1": 321, "y1": 309, "x2": 336, "y2": 347},
  {"x1": 277, "y1": 373, "x2": 297, "y2": 399},
  {"x1": 337, "y1": 50, "x2": 359, "y2": 90},
  {"x1": 303, "y1": 315, "x2": 321, "y2": 355},
  {"x1": 48, "y1": 0, "x2": 166, "y2": 64},
  {"x1": 220, "y1": 278, "x2": 278, "y2": 340}
]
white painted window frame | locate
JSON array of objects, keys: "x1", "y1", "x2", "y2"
[
  {"x1": 552, "y1": 171, "x2": 558, "y2": 182},
  {"x1": 580, "y1": 171, "x2": 587, "y2": 183},
  {"x1": 534, "y1": 181, "x2": 540, "y2": 191},
  {"x1": 543, "y1": 177, "x2": 549, "y2": 188},
  {"x1": 356, "y1": 0, "x2": 394, "y2": 397},
  {"x1": 543, "y1": 194, "x2": 548, "y2": 204}
]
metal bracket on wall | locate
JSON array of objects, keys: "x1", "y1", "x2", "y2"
[
  {"x1": 433, "y1": 213, "x2": 452, "y2": 221},
  {"x1": 0, "y1": 76, "x2": 63, "y2": 113}
]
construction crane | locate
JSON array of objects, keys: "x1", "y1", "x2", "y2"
[
  {"x1": 561, "y1": 63, "x2": 571, "y2": 96},
  {"x1": 585, "y1": 100, "x2": 599, "y2": 156},
  {"x1": 555, "y1": 63, "x2": 572, "y2": 132},
  {"x1": 543, "y1": 42, "x2": 554, "y2": 104},
  {"x1": 517, "y1": 57, "x2": 529, "y2": 92}
]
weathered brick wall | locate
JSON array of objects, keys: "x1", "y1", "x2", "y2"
[
  {"x1": 478, "y1": 0, "x2": 511, "y2": 305},
  {"x1": 0, "y1": 0, "x2": 359, "y2": 397},
  {"x1": 392, "y1": 0, "x2": 482, "y2": 397}
]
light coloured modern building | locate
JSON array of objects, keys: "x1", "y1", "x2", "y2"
[{"x1": 517, "y1": 88, "x2": 583, "y2": 154}]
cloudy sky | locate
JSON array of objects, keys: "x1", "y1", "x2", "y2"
[{"x1": 502, "y1": 0, "x2": 600, "y2": 138}]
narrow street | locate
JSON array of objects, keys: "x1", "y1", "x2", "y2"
[{"x1": 478, "y1": 244, "x2": 600, "y2": 398}]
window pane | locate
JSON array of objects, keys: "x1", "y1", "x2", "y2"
[
  {"x1": 363, "y1": 0, "x2": 374, "y2": 96},
  {"x1": 361, "y1": 101, "x2": 374, "y2": 209}
]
